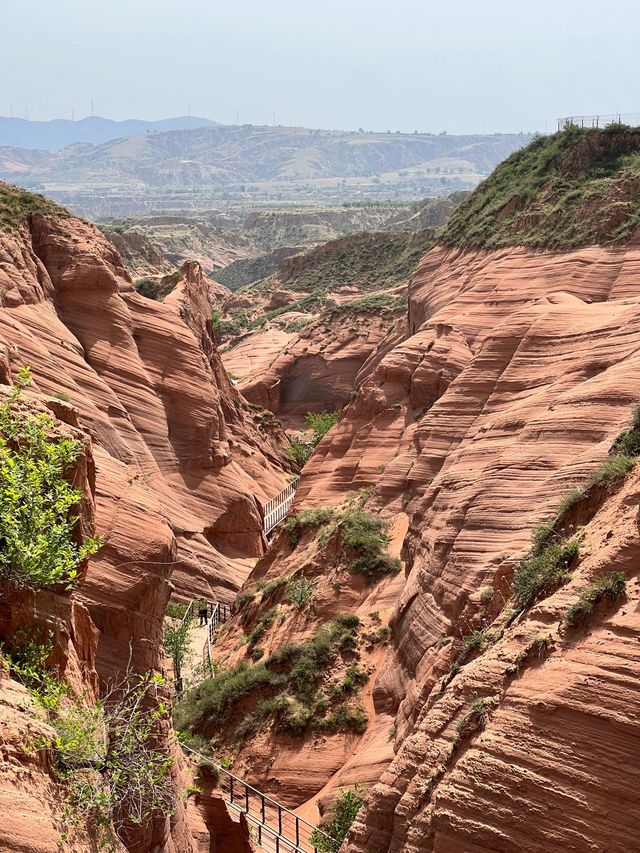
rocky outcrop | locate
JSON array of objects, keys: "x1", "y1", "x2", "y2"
[
  {"x1": 201, "y1": 237, "x2": 640, "y2": 851},
  {"x1": 0, "y1": 186, "x2": 294, "y2": 851}
]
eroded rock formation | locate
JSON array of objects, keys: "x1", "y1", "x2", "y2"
[
  {"x1": 192, "y1": 131, "x2": 640, "y2": 853},
  {"x1": 0, "y1": 185, "x2": 291, "y2": 851}
]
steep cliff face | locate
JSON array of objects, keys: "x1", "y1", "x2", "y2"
[
  {"x1": 0, "y1": 183, "x2": 291, "y2": 851},
  {"x1": 221, "y1": 230, "x2": 437, "y2": 426},
  {"x1": 186, "y1": 130, "x2": 640, "y2": 853}
]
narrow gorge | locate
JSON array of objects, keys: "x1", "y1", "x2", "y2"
[{"x1": 2, "y1": 124, "x2": 640, "y2": 853}]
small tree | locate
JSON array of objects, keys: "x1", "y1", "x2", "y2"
[
  {"x1": 0, "y1": 366, "x2": 101, "y2": 589},
  {"x1": 164, "y1": 609, "x2": 193, "y2": 691},
  {"x1": 310, "y1": 783, "x2": 366, "y2": 852}
]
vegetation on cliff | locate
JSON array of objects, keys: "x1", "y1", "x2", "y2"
[
  {"x1": 174, "y1": 615, "x2": 368, "y2": 743},
  {"x1": 311, "y1": 783, "x2": 366, "y2": 853},
  {"x1": 0, "y1": 368, "x2": 101, "y2": 589},
  {"x1": 2, "y1": 634, "x2": 175, "y2": 850},
  {"x1": 0, "y1": 182, "x2": 68, "y2": 231},
  {"x1": 443, "y1": 125, "x2": 640, "y2": 249}
]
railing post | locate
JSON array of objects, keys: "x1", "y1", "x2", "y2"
[
  {"x1": 295, "y1": 816, "x2": 300, "y2": 847},
  {"x1": 261, "y1": 794, "x2": 266, "y2": 824},
  {"x1": 245, "y1": 784, "x2": 250, "y2": 813},
  {"x1": 230, "y1": 776, "x2": 234, "y2": 803},
  {"x1": 278, "y1": 805, "x2": 282, "y2": 835}
]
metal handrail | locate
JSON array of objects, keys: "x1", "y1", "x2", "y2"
[
  {"x1": 557, "y1": 112, "x2": 640, "y2": 130},
  {"x1": 263, "y1": 477, "x2": 300, "y2": 536},
  {"x1": 182, "y1": 744, "x2": 335, "y2": 852},
  {"x1": 203, "y1": 600, "x2": 232, "y2": 675}
]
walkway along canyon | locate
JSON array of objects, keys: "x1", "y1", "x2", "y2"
[{"x1": 2, "y1": 125, "x2": 640, "y2": 853}]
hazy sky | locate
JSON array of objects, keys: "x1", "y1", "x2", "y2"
[{"x1": 2, "y1": 0, "x2": 638, "y2": 133}]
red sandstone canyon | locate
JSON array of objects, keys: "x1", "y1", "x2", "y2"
[{"x1": 2, "y1": 122, "x2": 640, "y2": 853}]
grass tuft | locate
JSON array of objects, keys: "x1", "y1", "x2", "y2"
[{"x1": 564, "y1": 571, "x2": 626, "y2": 627}]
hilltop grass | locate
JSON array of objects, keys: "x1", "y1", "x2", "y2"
[
  {"x1": 442, "y1": 125, "x2": 640, "y2": 250},
  {"x1": 0, "y1": 183, "x2": 69, "y2": 232}
]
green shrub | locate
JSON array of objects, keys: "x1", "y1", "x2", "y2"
[
  {"x1": 322, "y1": 703, "x2": 368, "y2": 734},
  {"x1": 479, "y1": 586, "x2": 494, "y2": 603},
  {"x1": 305, "y1": 411, "x2": 340, "y2": 444},
  {"x1": 0, "y1": 367, "x2": 101, "y2": 590},
  {"x1": 455, "y1": 697, "x2": 487, "y2": 741},
  {"x1": 310, "y1": 783, "x2": 366, "y2": 853},
  {"x1": 461, "y1": 630, "x2": 486, "y2": 657},
  {"x1": 555, "y1": 487, "x2": 585, "y2": 517},
  {"x1": 14, "y1": 657, "x2": 174, "y2": 849},
  {"x1": 288, "y1": 440, "x2": 313, "y2": 466},
  {"x1": 257, "y1": 576, "x2": 289, "y2": 602},
  {"x1": 286, "y1": 575, "x2": 315, "y2": 606},
  {"x1": 165, "y1": 602, "x2": 189, "y2": 620},
  {"x1": 174, "y1": 616, "x2": 363, "y2": 741},
  {"x1": 331, "y1": 665, "x2": 369, "y2": 696},
  {"x1": 235, "y1": 588, "x2": 256, "y2": 609},
  {"x1": 284, "y1": 507, "x2": 335, "y2": 544},
  {"x1": 589, "y1": 452, "x2": 636, "y2": 486},
  {"x1": 511, "y1": 537, "x2": 580, "y2": 611},
  {"x1": 564, "y1": 571, "x2": 626, "y2": 626},
  {"x1": 164, "y1": 610, "x2": 193, "y2": 688},
  {"x1": 341, "y1": 510, "x2": 401, "y2": 579},
  {"x1": 53, "y1": 391, "x2": 71, "y2": 403},
  {"x1": 246, "y1": 606, "x2": 279, "y2": 648}
]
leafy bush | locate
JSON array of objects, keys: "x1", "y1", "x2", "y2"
[
  {"x1": 342, "y1": 510, "x2": 401, "y2": 579},
  {"x1": 286, "y1": 575, "x2": 315, "y2": 606},
  {"x1": 322, "y1": 703, "x2": 368, "y2": 734},
  {"x1": 480, "y1": 586, "x2": 494, "y2": 603},
  {"x1": 288, "y1": 439, "x2": 313, "y2": 466},
  {"x1": 164, "y1": 609, "x2": 193, "y2": 689},
  {"x1": 246, "y1": 606, "x2": 279, "y2": 648},
  {"x1": 11, "y1": 646, "x2": 175, "y2": 850},
  {"x1": 331, "y1": 665, "x2": 369, "y2": 697},
  {"x1": 235, "y1": 588, "x2": 256, "y2": 609},
  {"x1": 174, "y1": 616, "x2": 364, "y2": 741},
  {"x1": 310, "y1": 783, "x2": 366, "y2": 853},
  {"x1": 258, "y1": 576, "x2": 288, "y2": 602},
  {"x1": 287, "y1": 411, "x2": 340, "y2": 468},
  {"x1": 283, "y1": 507, "x2": 335, "y2": 544},
  {"x1": 511, "y1": 537, "x2": 580, "y2": 612},
  {"x1": 165, "y1": 602, "x2": 189, "y2": 620},
  {"x1": 564, "y1": 571, "x2": 626, "y2": 626},
  {"x1": 0, "y1": 368, "x2": 101, "y2": 590},
  {"x1": 305, "y1": 411, "x2": 340, "y2": 444},
  {"x1": 455, "y1": 697, "x2": 487, "y2": 741}
]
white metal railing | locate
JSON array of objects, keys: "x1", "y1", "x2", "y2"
[
  {"x1": 182, "y1": 744, "x2": 334, "y2": 853},
  {"x1": 557, "y1": 112, "x2": 640, "y2": 130},
  {"x1": 202, "y1": 601, "x2": 232, "y2": 674},
  {"x1": 262, "y1": 477, "x2": 300, "y2": 536}
]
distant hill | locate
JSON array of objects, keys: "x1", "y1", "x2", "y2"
[
  {"x1": 0, "y1": 115, "x2": 219, "y2": 151},
  {"x1": 0, "y1": 125, "x2": 531, "y2": 188}
]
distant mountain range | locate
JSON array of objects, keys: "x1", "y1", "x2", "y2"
[
  {"x1": 0, "y1": 115, "x2": 219, "y2": 151},
  {"x1": 0, "y1": 125, "x2": 531, "y2": 187}
]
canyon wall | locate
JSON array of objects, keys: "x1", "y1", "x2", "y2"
[
  {"x1": 206, "y1": 239, "x2": 640, "y2": 853},
  {"x1": 0, "y1": 188, "x2": 292, "y2": 851}
]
